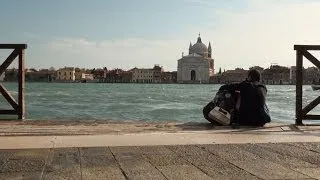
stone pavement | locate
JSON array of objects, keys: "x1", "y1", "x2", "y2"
[
  {"x1": 0, "y1": 121, "x2": 319, "y2": 179},
  {"x1": 0, "y1": 142, "x2": 320, "y2": 180}
]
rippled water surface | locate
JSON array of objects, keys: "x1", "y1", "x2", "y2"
[{"x1": 0, "y1": 83, "x2": 319, "y2": 123}]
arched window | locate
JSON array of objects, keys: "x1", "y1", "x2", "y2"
[{"x1": 191, "y1": 70, "x2": 196, "y2": 81}]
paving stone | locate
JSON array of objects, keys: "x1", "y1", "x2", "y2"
[
  {"x1": 0, "y1": 172, "x2": 42, "y2": 180},
  {"x1": 81, "y1": 154, "x2": 118, "y2": 168},
  {"x1": 81, "y1": 148, "x2": 125, "y2": 180},
  {"x1": 197, "y1": 165, "x2": 259, "y2": 180},
  {"x1": 231, "y1": 159, "x2": 308, "y2": 180},
  {"x1": 289, "y1": 142, "x2": 320, "y2": 154},
  {"x1": 202, "y1": 144, "x2": 308, "y2": 179},
  {"x1": 167, "y1": 145, "x2": 212, "y2": 157},
  {"x1": 53, "y1": 147, "x2": 79, "y2": 158},
  {"x1": 79, "y1": 147, "x2": 109, "y2": 157},
  {"x1": 257, "y1": 143, "x2": 320, "y2": 165},
  {"x1": 0, "y1": 150, "x2": 14, "y2": 168},
  {"x1": 136, "y1": 145, "x2": 173, "y2": 155},
  {"x1": 202, "y1": 144, "x2": 262, "y2": 161},
  {"x1": 0, "y1": 143, "x2": 319, "y2": 179},
  {"x1": 42, "y1": 148, "x2": 81, "y2": 180},
  {"x1": 237, "y1": 143, "x2": 317, "y2": 168},
  {"x1": 110, "y1": 147, "x2": 166, "y2": 179},
  {"x1": 158, "y1": 165, "x2": 212, "y2": 180},
  {"x1": 143, "y1": 154, "x2": 189, "y2": 166},
  {"x1": 294, "y1": 168, "x2": 320, "y2": 179},
  {"x1": 109, "y1": 146, "x2": 142, "y2": 156},
  {"x1": 116, "y1": 155, "x2": 157, "y2": 172},
  {"x1": 82, "y1": 167, "x2": 126, "y2": 180},
  {"x1": 169, "y1": 145, "x2": 259, "y2": 179},
  {"x1": 168, "y1": 145, "x2": 232, "y2": 167},
  {"x1": 124, "y1": 169, "x2": 167, "y2": 180},
  {"x1": 0, "y1": 149, "x2": 48, "y2": 173},
  {"x1": 111, "y1": 146, "x2": 173, "y2": 156}
]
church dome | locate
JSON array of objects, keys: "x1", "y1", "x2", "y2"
[{"x1": 190, "y1": 36, "x2": 208, "y2": 56}]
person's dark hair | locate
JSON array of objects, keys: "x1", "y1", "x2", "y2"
[{"x1": 248, "y1": 69, "x2": 261, "y2": 82}]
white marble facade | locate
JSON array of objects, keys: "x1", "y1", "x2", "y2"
[{"x1": 177, "y1": 35, "x2": 214, "y2": 84}]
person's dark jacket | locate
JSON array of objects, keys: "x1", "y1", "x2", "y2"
[{"x1": 236, "y1": 81, "x2": 271, "y2": 126}]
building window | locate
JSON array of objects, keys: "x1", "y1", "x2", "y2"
[{"x1": 191, "y1": 70, "x2": 196, "y2": 81}]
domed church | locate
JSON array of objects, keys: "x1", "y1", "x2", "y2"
[{"x1": 177, "y1": 34, "x2": 214, "y2": 84}]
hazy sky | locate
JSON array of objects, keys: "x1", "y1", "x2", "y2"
[{"x1": 1, "y1": 0, "x2": 320, "y2": 71}]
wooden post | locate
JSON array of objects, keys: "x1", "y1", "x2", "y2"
[
  {"x1": 0, "y1": 44, "x2": 27, "y2": 120},
  {"x1": 296, "y1": 49, "x2": 303, "y2": 125},
  {"x1": 18, "y1": 49, "x2": 25, "y2": 119}
]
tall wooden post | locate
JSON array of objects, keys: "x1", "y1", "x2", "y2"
[
  {"x1": 0, "y1": 44, "x2": 27, "y2": 120},
  {"x1": 295, "y1": 49, "x2": 303, "y2": 125},
  {"x1": 18, "y1": 49, "x2": 25, "y2": 119}
]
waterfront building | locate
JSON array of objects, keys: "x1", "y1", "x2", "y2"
[
  {"x1": 209, "y1": 74, "x2": 222, "y2": 84},
  {"x1": 221, "y1": 68, "x2": 248, "y2": 83},
  {"x1": 289, "y1": 66, "x2": 314, "y2": 84},
  {"x1": 153, "y1": 65, "x2": 163, "y2": 83},
  {"x1": 4, "y1": 68, "x2": 18, "y2": 82},
  {"x1": 81, "y1": 73, "x2": 94, "y2": 81},
  {"x1": 261, "y1": 65, "x2": 290, "y2": 85},
  {"x1": 289, "y1": 66, "x2": 297, "y2": 84},
  {"x1": 121, "y1": 71, "x2": 133, "y2": 83},
  {"x1": 161, "y1": 71, "x2": 177, "y2": 83},
  {"x1": 93, "y1": 68, "x2": 107, "y2": 81},
  {"x1": 131, "y1": 67, "x2": 154, "y2": 83},
  {"x1": 177, "y1": 35, "x2": 214, "y2": 84},
  {"x1": 26, "y1": 69, "x2": 56, "y2": 82},
  {"x1": 56, "y1": 67, "x2": 75, "y2": 81},
  {"x1": 305, "y1": 67, "x2": 320, "y2": 84},
  {"x1": 105, "y1": 68, "x2": 125, "y2": 83},
  {"x1": 75, "y1": 68, "x2": 86, "y2": 81}
]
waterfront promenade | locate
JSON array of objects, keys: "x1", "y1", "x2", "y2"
[{"x1": 0, "y1": 121, "x2": 319, "y2": 179}]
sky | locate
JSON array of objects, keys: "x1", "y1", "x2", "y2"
[{"x1": 1, "y1": 0, "x2": 320, "y2": 71}]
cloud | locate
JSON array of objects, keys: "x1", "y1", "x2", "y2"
[
  {"x1": 28, "y1": 0, "x2": 320, "y2": 71},
  {"x1": 207, "y1": 0, "x2": 320, "y2": 69},
  {"x1": 42, "y1": 37, "x2": 186, "y2": 71}
]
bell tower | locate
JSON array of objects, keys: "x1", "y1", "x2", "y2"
[{"x1": 208, "y1": 42, "x2": 212, "y2": 58}]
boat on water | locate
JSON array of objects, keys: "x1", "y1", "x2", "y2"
[{"x1": 312, "y1": 85, "x2": 320, "y2": 91}]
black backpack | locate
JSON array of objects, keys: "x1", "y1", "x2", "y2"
[{"x1": 203, "y1": 84, "x2": 237, "y2": 125}]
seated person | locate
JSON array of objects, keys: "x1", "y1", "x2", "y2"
[{"x1": 235, "y1": 69, "x2": 271, "y2": 126}]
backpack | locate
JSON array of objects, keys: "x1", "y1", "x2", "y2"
[{"x1": 203, "y1": 84, "x2": 237, "y2": 125}]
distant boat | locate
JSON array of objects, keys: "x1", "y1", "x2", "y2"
[{"x1": 311, "y1": 85, "x2": 320, "y2": 91}]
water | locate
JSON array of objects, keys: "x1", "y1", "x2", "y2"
[{"x1": 0, "y1": 82, "x2": 319, "y2": 123}]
